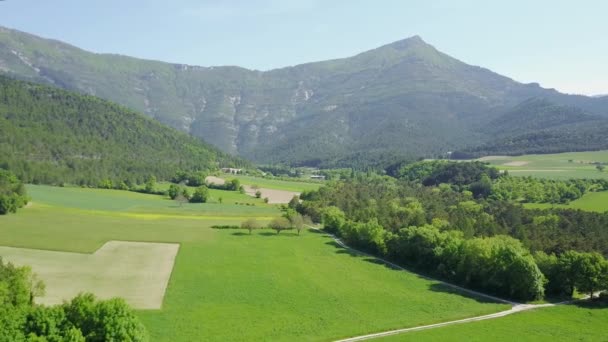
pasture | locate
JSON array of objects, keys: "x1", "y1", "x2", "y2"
[
  {"x1": 479, "y1": 150, "x2": 608, "y2": 180},
  {"x1": 524, "y1": 190, "x2": 608, "y2": 213},
  {"x1": 379, "y1": 302, "x2": 608, "y2": 341},
  {"x1": 229, "y1": 174, "x2": 323, "y2": 192},
  {"x1": 0, "y1": 185, "x2": 509, "y2": 341}
]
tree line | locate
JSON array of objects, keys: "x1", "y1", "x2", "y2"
[{"x1": 295, "y1": 169, "x2": 608, "y2": 301}]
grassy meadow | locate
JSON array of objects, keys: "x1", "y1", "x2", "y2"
[
  {"x1": 524, "y1": 190, "x2": 608, "y2": 213},
  {"x1": 479, "y1": 150, "x2": 608, "y2": 180},
  {"x1": 229, "y1": 174, "x2": 323, "y2": 192},
  {"x1": 0, "y1": 185, "x2": 510, "y2": 341},
  {"x1": 380, "y1": 302, "x2": 608, "y2": 341}
]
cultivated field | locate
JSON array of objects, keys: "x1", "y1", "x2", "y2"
[
  {"x1": 0, "y1": 184, "x2": 510, "y2": 341},
  {"x1": 0, "y1": 241, "x2": 178, "y2": 309},
  {"x1": 524, "y1": 190, "x2": 608, "y2": 213},
  {"x1": 207, "y1": 175, "x2": 317, "y2": 204},
  {"x1": 479, "y1": 150, "x2": 608, "y2": 180},
  {"x1": 229, "y1": 174, "x2": 323, "y2": 192},
  {"x1": 379, "y1": 302, "x2": 608, "y2": 341}
]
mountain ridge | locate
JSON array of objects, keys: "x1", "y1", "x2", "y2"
[{"x1": 1, "y1": 25, "x2": 606, "y2": 167}]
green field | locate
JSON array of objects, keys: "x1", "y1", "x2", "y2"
[
  {"x1": 229, "y1": 174, "x2": 323, "y2": 192},
  {"x1": 524, "y1": 191, "x2": 608, "y2": 213},
  {"x1": 0, "y1": 185, "x2": 510, "y2": 341},
  {"x1": 380, "y1": 302, "x2": 608, "y2": 341},
  {"x1": 479, "y1": 150, "x2": 608, "y2": 180}
]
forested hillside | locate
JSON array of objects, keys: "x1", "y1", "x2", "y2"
[
  {"x1": 0, "y1": 76, "x2": 247, "y2": 185},
  {"x1": 454, "y1": 100, "x2": 608, "y2": 158},
  {"x1": 2, "y1": 26, "x2": 607, "y2": 166}
]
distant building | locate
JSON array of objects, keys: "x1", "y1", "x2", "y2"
[
  {"x1": 221, "y1": 168, "x2": 242, "y2": 175},
  {"x1": 310, "y1": 175, "x2": 325, "y2": 180}
]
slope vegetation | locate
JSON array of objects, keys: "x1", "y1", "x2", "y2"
[{"x1": 0, "y1": 76, "x2": 246, "y2": 185}]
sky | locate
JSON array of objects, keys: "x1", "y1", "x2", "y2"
[{"x1": 0, "y1": 0, "x2": 606, "y2": 95}]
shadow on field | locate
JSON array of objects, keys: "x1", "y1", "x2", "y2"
[
  {"x1": 570, "y1": 298, "x2": 608, "y2": 310},
  {"x1": 427, "y1": 283, "x2": 498, "y2": 304},
  {"x1": 324, "y1": 240, "x2": 505, "y2": 305},
  {"x1": 258, "y1": 231, "x2": 299, "y2": 237},
  {"x1": 326, "y1": 241, "x2": 401, "y2": 271},
  {"x1": 230, "y1": 230, "x2": 301, "y2": 237}
]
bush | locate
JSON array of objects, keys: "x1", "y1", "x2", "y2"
[
  {"x1": 211, "y1": 225, "x2": 240, "y2": 229},
  {"x1": 189, "y1": 186, "x2": 209, "y2": 203}
]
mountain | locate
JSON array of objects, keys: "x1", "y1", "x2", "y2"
[
  {"x1": 0, "y1": 75, "x2": 247, "y2": 185},
  {"x1": 453, "y1": 99, "x2": 608, "y2": 158},
  {"x1": 1, "y1": 26, "x2": 606, "y2": 166}
]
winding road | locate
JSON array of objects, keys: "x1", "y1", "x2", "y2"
[{"x1": 308, "y1": 227, "x2": 592, "y2": 341}]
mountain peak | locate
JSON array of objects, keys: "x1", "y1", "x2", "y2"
[{"x1": 386, "y1": 35, "x2": 428, "y2": 50}]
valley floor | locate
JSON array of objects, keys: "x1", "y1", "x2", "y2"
[{"x1": 0, "y1": 185, "x2": 508, "y2": 341}]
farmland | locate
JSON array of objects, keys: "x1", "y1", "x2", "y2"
[
  {"x1": 0, "y1": 185, "x2": 509, "y2": 341},
  {"x1": 524, "y1": 190, "x2": 608, "y2": 213},
  {"x1": 379, "y1": 302, "x2": 608, "y2": 341},
  {"x1": 478, "y1": 150, "x2": 608, "y2": 180},
  {"x1": 228, "y1": 174, "x2": 323, "y2": 192}
]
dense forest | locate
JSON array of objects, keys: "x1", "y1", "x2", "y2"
[
  {"x1": 0, "y1": 76, "x2": 248, "y2": 186},
  {"x1": 296, "y1": 162, "x2": 608, "y2": 301}
]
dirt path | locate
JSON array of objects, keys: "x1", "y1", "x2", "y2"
[
  {"x1": 335, "y1": 303, "x2": 558, "y2": 342},
  {"x1": 308, "y1": 227, "x2": 589, "y2": 341}
]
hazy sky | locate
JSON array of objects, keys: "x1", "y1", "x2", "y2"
[{"x1": 1, "y1": 0, "x2": 606, "y2": 95}]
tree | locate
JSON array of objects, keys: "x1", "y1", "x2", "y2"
[
  {"x1": 241, "y1": 218, "x2": 259, "y2": 235},
  {"x1": 228, "y1": 179, "x2": 241, "y2": 191},
  {"x1": 255, "y1": 190, "x2": 262, "y2": 198},
  {"x1": 144, "y1": 176, "x2": 156, "y2": 193},
  {"x1": 218, "y1": 197, "x2": 223, "y2": 204},
  {"x1": 597, "y1": 164, "x2": 606, "y2": 172},
  {"x1": 168, "y1": 184, "x2": 181, "y2": 200},
  {"x1": 572, "y1": 252, "x2": 607, "y2": 299},
  {"x1": 287, "y1": 212, "x2": 305, "y2": 235},
  {"x1": 269, "y1": 217, "x2": 291, "y2": 234},
  {"x1": 189, "y1": 186, "x2": 209, "y2": 203},
  {"x1": 322, "y1": 206, "x2": 346, "y2": 234},
  {"x1": 63, "y1": 293, "x2": 147, "y2": 341},
  {"x1": 288, "y1": 195, "x2": 300, "y2": 210},
  {"x1": 174, "y1": 193, "x2": 188, "y2": 207},
  {"x1": 0, "y1": 169, "x2": 28, "y2": 215}
]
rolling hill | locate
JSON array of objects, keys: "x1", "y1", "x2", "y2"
[
  {"x1": 1, "y1": 26, "x2": 607, "y2": 166},
  {"x1": 0, "y1": 75, "x2": 247, "y2": 185}
]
